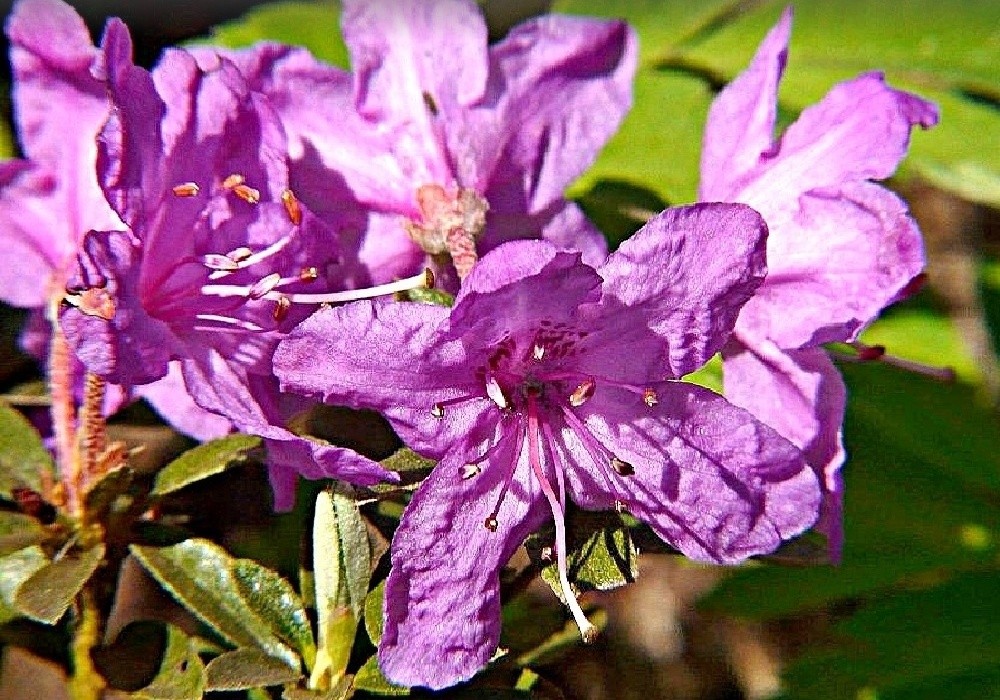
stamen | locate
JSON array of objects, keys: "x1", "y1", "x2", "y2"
[
  {"x1": 431, "y1": 403, "x2": 445, "y2": 419},
  {"x1": 533, "y1": 344, "x2": 546, "y2": 361},
  {"x1": 461, "y1": 464, "x2": 481, "y2": 480},
  {"x1": 526, "y1": 395, "x2": 596, "y2": 643},
  {"x1": 614, "y1": 500, "x2": 629, "y2": 513},
  {"x1": 206, "y1": 233, "x2": 297, "y2": 279},
  {"x1": 281, "y1": 188, "x2": 303, "y2": 225},
  {"x1": 642, "y1": 388, "x2": 658, "y2": 407},
  {"x1": 271, "y1": 269, "x2": 432, "y2": 304},
  {"x1": 483, "y1": 420, "x2": 527, "y2": 532},
  {"x1": 299, "y1": 267, "x2": 318, "y2": 282},
  {"x1": 847, "y1": 341, "x2": 956, "y2": 382},
  {"x1": 484, "y1": 516, "x2": 499, "y2": 532},
  {"x1": 172, "y1": 182, "x2": 200, "y2": 197},
  {"x1": 232, "y1": 184, "x2": 261, "y2": 204},
  {"x1": 272, "y1": 296, "x2": 291, "y2": 322},
  {"x1": 486, "y1": 375, "x2": 509, "y2": 410},
  {"x1": 569, "y1": 379, "x2": 596, "y2": 407},
  {"x1": 222, "y1": 174, "x2": 245, "y2": 189},
  {"x1": 611, "y1": 457, "x2": 634, "y2": 476},
  {"x1": 248, "y1": 273, "x2": 282, "y2": 299},
  {"x1": 422, "y1": 91, "x2": 439, "y2": 116},
  {"x1": 193, "y1": 314, "x2": 265, "y2": 332},
  {"x1": 540, "y1": 546, "x2": 554, "y2": 562}
]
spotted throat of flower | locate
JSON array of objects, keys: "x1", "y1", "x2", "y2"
[
  {"x1": 431, "y1": 322, "x2": 665, "y2": 644},
  {"x1": 405, "y1": 183, "x2": 489, "y2": 281}
]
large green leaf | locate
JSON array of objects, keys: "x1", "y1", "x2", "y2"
[
  {"x1": 0, "y1": 511, "x2": 46, "y2": 557},
  {"x1": 151, "y1": 434, "x2": 262, "y2": 497},
  {"x1": 352, "y1": 656, "x2": 410, "y2": 697},
  {"x1": 363, "y1": 580, "x2": 385, "y2": 646},
  {"x1": 673, "y1": 1, "x2": 1000, "y2": 204},
  {"x1": 131, "y1": 540, "x2": 298, "y2": 668},
  {"x1": 702, "y1": 362, "x2": 1000, "y2": 619},
  {"x1": 538, "y1": 516, "x2": 639, "y2": 603},
  {"x1": 0, "y1": 398, "x2": 56, "y2": 499},
  {"x1": 14, "y1": 544, "x2": 105, "y2": 625},
  {"x1": 232, "y1": 558, "x2": 317, "y2": 671},
  {"x1": 0, "y1": 546, "x2": 47, "y2": 624},
  {"x1": 570, "y1": 70, "x2": 713, "y2": 207},
  {"x1": 782, "y1": 571, "x2": 1000, "y2": 699},
  {"x1": 130, "y1": 625, "x2": 206, "y2": 700},
  {"x1": 205, "y1": 648, "x2": 301, "y2": 691},
  {"x1": 204, "y1": 0, "x2": 348, "y2": 68}
]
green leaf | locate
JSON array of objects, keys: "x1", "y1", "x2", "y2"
[
  {"x1": 205, "y1": 648, "x2": 301, "y2": 691},
  {"x1": 352, "y1": 656, "x2": 410, "y2": 697},
  {"x1": 683, "y1": 353, "x2": 723, "y2": 394},
  {"x1": 130, "y1": 540, "x2": 298, "y2": 668},
  {"x1": 0, "y1": 546, "x2": 47, "y2": 624},
  {"x1": 571, "y1": 70, "x2": 713, "y2": 207},
  {"x1": 151, "y1": 434, "x2": 262, "y2": 497},
  {"x1": 14, "y1": 544, "x2": 105, "y2": 624},
  {"x1": 204, "y1": 0, "x2": 348, "y2": 69},
  {"x1": 672, "y1": 1, "x2": 1000, "y2": 202},
  {"x1": 0, "y1": 511, "x2": 47, "y2": 557},
  {"x1": 515, "y1": 609, "x2": 609, "y2": 668},
  {"x1": 0, "y1": 398, "x2": 56, "y2": 499},
  {"x1": 310, "y1": 489, "x2": 370, "y2": 688},
  {"x1": 552, "y1": 0, "x2": 741, "y2": 65},
  {"x1": 232, "y1": 558, "x2": 317, "y2": 671},
  {"x1": 401, "y1": 287, "x2": 455, "y2": 307},
  {"x1": 130, "y1": 624, "x2": 206, "y2": 700},
  {"x1": 701, "y1": 362, "x2": 1000, "y2": 619},
  {"x1": 782, "y1": 571, "x2": 1000, "y2": 699},
  {"x1": 84, "y1": 464, "x2": 134, "y2": 523},
  {"x1": 539, "y1": 516, "x2": 639, "y2": 603},
  {"x1": 363, "y1": 580, "x2": 385, "y2": 646}
]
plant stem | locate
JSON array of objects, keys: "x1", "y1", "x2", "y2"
[{"x1": 67, "y1": 587, "x2": 105, "y2": 700}]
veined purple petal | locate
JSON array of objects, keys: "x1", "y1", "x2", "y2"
[
  {"x1": 379, "y1": 449, "x2": 548, "y2": 690},
  {"x1": 599, "y1": 203, "x2": 769, "y2": 377},
  {"x1": 567, "y1": 382, "x2": 821, "y2": 563},
  {"x1": 135, "y1": 362, "x2": 233, "y2": 441},
  {"x1": 723, "y1": 337, "x2": 846, "y2": 560}
]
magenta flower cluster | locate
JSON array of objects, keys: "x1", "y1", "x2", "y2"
[{"x1": 0, "y1": 0, "x2": 935, "y2": 689}]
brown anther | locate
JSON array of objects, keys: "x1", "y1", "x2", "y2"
[
  {"x1": 232, "y1": 184, "x2": 261, "y2": 204},
  {"x1": 569, "y1": 379, "x2": 596, "y2": 407},
  {"x1": 643, "y1": 387, "x2": 658, "y2": 407},
  {"x1": 222, "y1": 173, "x2": 245, "y2": 189},
  {"x1": 422, "y1": 268, "x2": 435, "y2": 289},
  {"x1": 248, "y1": 272, "x2": 282, "y2": 300},
  {"x1": 431, "y1": 403, "x2": 445, "y2": 419},
  {"x1": 461, "y1": 464, "x2": 481, "y2": 480},
  {"x1": 66, "y1": 288, "x2": 116, "y2": 320},
  {"x1": 228, "y1": 247, "x2": 253, "y2": 263},
  {"x1": 484, "y1": 516, "x2": 499, "y2": 532},
  {"x1": 272, "y1": 295, "x2": 291, "y2": 322},
  {"x1": 172, "y1": 182, "x2": 200, "y2": 197},
  {"x1": 611, "y1": 457, "x2": 634, "y2": 476},
  {"x1": 614, "y1": 499, "x2": 629, "y2": 513},
  {"x1": 299, "y1": 266, "x2": 319, "y2": 282},
  {"x1": 532, "y1": 344, "x2": 546, "y2": 361},
  {"x1": 281, "y1": 188, "x2": 302, "y2": 225},
  {"x1": 540, "y1": 545, "x2": 554, "y2": 562},
  {"x1": 581, "y1": 626, "x2": 599, "y2": 644},
  {"x1": 422, "y1": 91, "x2": 439, "y2": 116}
]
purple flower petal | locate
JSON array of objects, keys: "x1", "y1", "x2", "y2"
[
  {"x1": 722, "y1": 337, "x2": 846, "y2": 560},
  {"x1": 379, "y1": 449, "x2": 548, "y2": 690},
  {"x1": 598, "y1": 203, "x2": 769, "y2": 377},
  {"x1": 568, "y1": 381, "x2": 821, "y2": 563},
  {"x1": 135, "y1": 362, "x2": 232, "y2": 441}
]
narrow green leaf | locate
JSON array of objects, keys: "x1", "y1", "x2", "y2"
[
  {"x1": 0, "y1": 511, "x2": 47, "y2": 557},
  {"x1": 205, "y1": 648, "x2": 301, "y2": 691},
  {"x1": 363, "y1": 580, "x2": 385, "y2": 646},
  {"x1": 0, "y1": 546, "x2": 47, "y2": 624},
  {"x1": 14, "y1": 544, "x2": 105, "y2": 624},
  {"x1": 232, "y1": 558, "x2": 317, "y2": 671},
  {"x1": 352, "y1": 656, "x2": 411, "y2": 696},
  {"x1": 311, "y1": 489, "x2": 370, "y2": 688},
  {"x1": 204, "y1": 0, "x2": 348, "y2": 68},
  {"x1": 130, "y1": 540, "x2": 298, "y2": 668},
  {"x1": 0, "y1": 398, "x2": 56, "y2": 499},
  {"x1": 151, "y1": 434, "x2": 262, "y2": 497},
  {"x1": 131, "y1": 624, "x2": 206, "y2": 700},
  {"x1": 515, "y1": 609, "x2": 609, "y2": 668}
]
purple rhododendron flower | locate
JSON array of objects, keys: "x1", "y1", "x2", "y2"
[
  {"x1": 0, "y1": 0, "x2": 229, "y2": 437},
  {"x1": 275, "y1": 203, "x2": 821, "y2": 689},
  {"x1": 58, "y1": 18, "x2": 406, "y2": 506},
  {"x1": 699, "y1": 8, "x2": 937, "y2": 559},
  {"x1": 197, "y1": 0, "x2": 636, "y2": 286}
]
